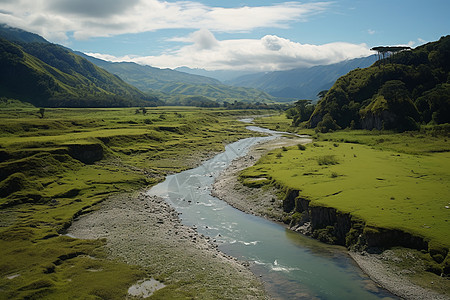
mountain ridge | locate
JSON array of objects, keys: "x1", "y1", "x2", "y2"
[
  {"x1": 0, "y1": 27, "x2": 162, "y2": 107},
  {"x1": 80, "y1": 53, "x2": 277, "y2": 104},
  {"x1": 226, "y1": 55, "x2": 378, "y2": 100}
]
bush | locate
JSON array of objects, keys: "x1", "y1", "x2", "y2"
[
  {"x1": 316, "y1": 155, "x2": 339, "y2": 165},
  {"x1": 297, "y1": 144, "x2": 306, "y2": 150},
  {"x1": 313, "y1": 226, "x2": 337, "y2": 244}
]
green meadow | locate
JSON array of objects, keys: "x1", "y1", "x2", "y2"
[
  {"x1": 245, "y1": 115, "x2": 450, "y2": 281},
  {"x1": 0, "y1": 106, "x2": 263, "y2": 299},
  {"x1": 241, "y1": 140, "x2": 450, "y2": 246}
]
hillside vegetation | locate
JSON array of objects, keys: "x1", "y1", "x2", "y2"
[
  {"x1": 0, "y1": 38, "x2": 161, "y2": 107},
  {"x1": 81, "y1": 53, "x2": 277, "y2": 105},
  {"x1": 309, "y1": 35, "x2": 450, "y2": 131}
]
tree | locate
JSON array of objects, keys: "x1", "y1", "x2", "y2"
[
  {"x1": 316, "y1": 113, "x2": 341, "y2": 133},
  {"x1": 286, "y1": 100, "x2": 315, "y2": 127},
  {"x1": 371, "y1": 46, "x2": 411, "y2": 62}
]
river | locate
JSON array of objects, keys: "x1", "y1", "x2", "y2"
[{"x1": 147, "y1": 124, "x2": 397, "y2": 299}]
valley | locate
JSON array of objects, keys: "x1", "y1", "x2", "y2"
[{"x1": 0, "y1": 24, "x2": 449, "y2": 299}]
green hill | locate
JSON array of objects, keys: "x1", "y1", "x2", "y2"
[
  {"x1": 80, "y1": 53, "x2": 276, "y2": 104},
  {"x1": 0, "y1": 38, "x2": 161, "y2": 107},
  {"x1": 309, "y1": 35, "x2": 450, "y2": 131},
  {"x1": 0, "y1": 24, "x2": 49, "y2": 44}
]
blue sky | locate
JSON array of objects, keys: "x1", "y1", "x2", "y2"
[{"x1": 1, "y1": 0, "x2": 448, "y2": 71}]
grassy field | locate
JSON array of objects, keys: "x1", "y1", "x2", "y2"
[
  {"x1": 0, "y1": 106, "x2": 265, "y2": 299},
  {"x1": 246, "y1": 115, "x2": 450, "y2": 279},
  {"x1": 241, "y1": 140, "x2": 450, "y2": 245}
]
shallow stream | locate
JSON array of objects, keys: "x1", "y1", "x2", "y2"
[{"x1": 147, "y1": 124, "x2": 396, "y2": 299}]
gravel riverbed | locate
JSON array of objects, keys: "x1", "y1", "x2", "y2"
[{"x1": 67, "y1": 191, "x2": 268, "y2": 299}]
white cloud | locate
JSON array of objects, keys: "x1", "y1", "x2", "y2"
[
  {"x1": 367, "y1": 29, "x2": 376, "y2": 35},
  {"x1": 190, "y1": 29, "x2": 219, "y2": 50},
  {"x1": 87, "y1": 30, "x2": 372, "y2": 71},
  {"x1": 417, "y1": 38, "x2": 427, "y2": 44},
  {"x1": 0, "y1": 0, "x2": 332, "y2": 43}
]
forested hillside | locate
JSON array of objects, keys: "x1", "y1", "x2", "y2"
[
  {"x1": 0, "y1": 29, "x2": 161, "y2": 107},
  {"x1": 309, "y1": 36, "x2": 450, "y2": 131}
]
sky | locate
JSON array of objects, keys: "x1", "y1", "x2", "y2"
[{"x1": 1, "y1": 0, "x2": 449, "y2": 71}]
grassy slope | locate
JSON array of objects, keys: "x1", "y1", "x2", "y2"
[{"x1": 0, "y1": 106, "x2": 262, "y2": 299}]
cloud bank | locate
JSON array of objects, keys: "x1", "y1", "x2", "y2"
[
  {"x1": 88, "y1": 30, "x2": 372, "y2": 71},
  {"x1": 0, "y1": 0, "x2": 330, "y2": 41},
  {"x1": 0, "y1": 0, "x2": 371, "y2": 71}
]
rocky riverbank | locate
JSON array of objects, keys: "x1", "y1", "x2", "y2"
[
  {"x1": 211, "y1": 136, "x2": 449, "y2": 300},
  {"x1": 67, "y1": 191, "x2": 268, "y2": 299},
  {"x1": 212, "y1": 136, "x2": 309, "y2": 221}
]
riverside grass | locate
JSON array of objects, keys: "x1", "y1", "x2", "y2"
[
  {"x1": 240, "y1": 140, "x2": 450, "y2": 247},
  {"x1": 246, "y1": 114, "x2": 450, "y2": 293},
  {"x1": 0, "y1": 106, "x2": 266, "y2": 299},
  {"x1": 249, "y1": 115, "x2": 450, "y2": 247}
]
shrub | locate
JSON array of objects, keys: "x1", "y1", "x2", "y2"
[
  {"x1": 313, "y1": 226, "x2": 337, "y2": 244},
  {"x1": 316, "y1": 155, "x2": 339, "y2": 165},
  {"x1": 297, "y1": 144, "x2": 306, "y2": 150}
]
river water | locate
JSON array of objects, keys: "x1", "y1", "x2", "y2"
[{"x1": 147, "y1": 125, "x2": 396, "y2": 299}]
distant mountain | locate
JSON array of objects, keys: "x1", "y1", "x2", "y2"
[
  {"x1": 175, "y1": 67, "x2": 254, "y2": 82},
  {"x1": 81, "y1": 54, "x2": 276, "y2": 104},
  {"x1": 226, "y1": 56, "x2": 378, "y2": 100},
  {"x1": 309, "y1": 35, "x2": 450, "y2": 131},
  {"x1": 0, "y1": 27, "x2": 161, "y2": 107},
  {"x1": 79, "y1": 53, "x2": 220, "y2": 87}
]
